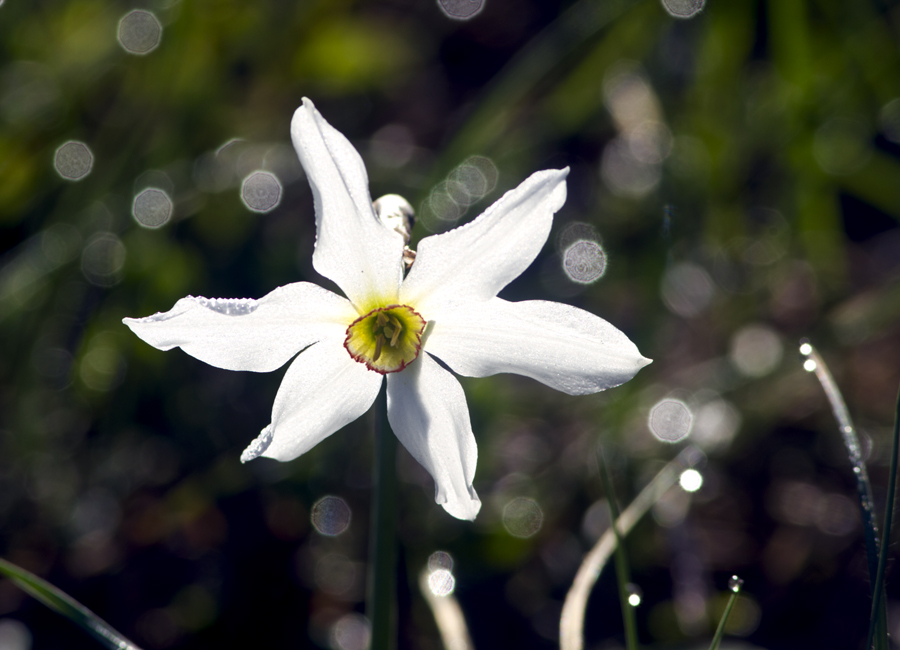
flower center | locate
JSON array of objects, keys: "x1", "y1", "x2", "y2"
[{"x1": 344, "y1": 304, "x2": 426, "y2": 374}]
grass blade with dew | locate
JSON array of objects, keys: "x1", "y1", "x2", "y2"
[
  {"x1": 597, "y1": 446, "x2": 639, "y2": 650},
  {"x1": 560, "y1": 446, "x2": 704, "y2": 650},
  {"x1": 708, "y1": 576, "x2": 743, "y2": 650},
  {"x1": 0, "y1": 557, "x2": 143, "y2": 650},
  {"x1": 799, "y1": 340, "x2": 888, "y2": 649},
  {"x1": 419, "y1": 567, "x2": 474, "y2": 650},
  {"x1": 866, "y1": 382, "x2": 900, "y2": 650}
]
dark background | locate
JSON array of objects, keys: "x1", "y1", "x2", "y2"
[{"x1": 2, "y1": 0, "x2": 900, "y2": 648}]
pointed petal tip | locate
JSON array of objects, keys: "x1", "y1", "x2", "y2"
[{"x1": 438, "y1": 488, "x2": 482, "y2": 521}]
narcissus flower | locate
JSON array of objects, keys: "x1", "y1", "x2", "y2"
[{"x1": 124, "y1": 99, "x2": 650, "y2": 520}]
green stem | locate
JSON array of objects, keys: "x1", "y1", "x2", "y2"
[
  {"x1": 865, "y1": 382, "x2": 900, "y2": 650},
  {"x1": 367, "y1": 384, "x2": 398, "y2": 650},
  {"x1": 708, "y1": 579, "x2": 742, "y2": 650},
  {"x1": 597, "y1": 447, "x2": 639, "y2": 650}
]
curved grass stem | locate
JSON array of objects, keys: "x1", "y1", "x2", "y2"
[
  {"x1": 799, "y1": 340, "x2": 888, "y2": 649},
  {"x1": 560, "y1": 446, "x2": 704, "y2": 650},
  {"x1": 0, "y1": 557, "x2": 142, "y2": 650}
]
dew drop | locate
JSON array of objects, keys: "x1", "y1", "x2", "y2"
[
  {"x1": 661, "y1": 0, "x2": 705, "y2": 18},
  {"x1": 428, "y1": 569, "x2": 456, "y2": 597},
  {"x1": 330, "y1": 614, "x2": 370, "y2": 650},
  {"x1": 679, "y1": 468, "x2": 703, "y2": 492},
  {"x1": 626, "y1": 583, "x2": 642, "y2": 607},
  {"x1": 81, "y1": 233, "x2": 126, "y2": 287},
  {"x1": 563, "y1": 240, "x2": 607, "y2": 284},
  {"x1": 118, "y1": 10, "x2": 162, "y2": 55},
  {"x1": 803, "y1": 359, "x2": 817, "y2": 372},
  {"x1": 311, "y1": 496, "x2": 351, "y2": 536},
  {"x1": 197, "y1": 297, "x2": 259, "y2": 316},
  {"x1": 437, "y1": 0, "x2": 484, "y2": 20},
  {"x1": 54, "y1": 141, "x2": 93, "y2": 180},
  {"x1": 728, "y1": 575, "x2": 744, "y2": 593},
  {"x1": 241, "y1": 171, "x2": 282, "y2": 213},
  {"x1": 502, "y1": 497, "x2": 543, "y2": 538},
  {"x1": 648, "y1": 399, "x2": 693, "y2": 442},
  {"x1": 132, "y1": 188, "x2": 173, "y2": 228},
  {"x1": 427, "y1": 551, "x2": 454, "y2": 572},
  {"x1": 241, "y1": 425, "x2": 273, "y2": 462}
]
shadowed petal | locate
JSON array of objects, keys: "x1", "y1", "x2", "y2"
[
  {"x1": 386, "y1": 353, "x2": 481, "y2": 520},
  {"x1": 425, "y1": 298, "x2": 651, "y2": 396},
  {"x1": 400, "y1": 168, "x2": 568, "y2": 318},
  {"x1": 250, "y1": 341, "x2": 384, "y2": 462},
  {"x1": 123, "y1": 282, "x2": 356, "y2": 372},
  {"x1": 291, "y1": 98, "x2": 404, "y2": 309}
]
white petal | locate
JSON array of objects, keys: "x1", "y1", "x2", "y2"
[
  {"x1": 291, "y1": 99, "x2": 404, "y2": 308},
  {"x1": 387, "y1": 353, "x2": 481, "y2": 520},
  {"x1": 400, "y1": 168, "x2": 568, "y2": 318},
  {"x1": 255, "y1": 341, "x2": 383, "y2": 461},
  {"x1": 123, "y1": 283, "x2": 356, "y2": 372},
  {"x1": 425, "y1": 298, "x2": 651, "y2": 396}
]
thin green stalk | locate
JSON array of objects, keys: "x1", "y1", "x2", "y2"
[
  {"x1": 366, "y1": 384, "x2": 398, "y2": 650},
  {"x1": 0, "y1": 558, "x2": 142, "y2": 650},
  {"x1": 866, "y1": 383, "x2": 900, "y2": 650},
  {"x1": 708, "y1": 577, "x2": 742, "y2": 650},
  {"x1": 597, "y1": 447, "x2": 639, "y2": 650},
  {"x1": 800, "y1": 340, "x2": 888, "y2": 649}
]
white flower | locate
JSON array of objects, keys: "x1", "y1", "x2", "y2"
[{"x1": 123, "y1": 98, "x2": 650, "y2": 520}]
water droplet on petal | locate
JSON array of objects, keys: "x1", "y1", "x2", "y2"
[
  {"x1": 241, "y1": 425, "x2": 274, "y2": 463},
  {"x1": 197, "y1": 297, "x2": 259, "y2": 316}
]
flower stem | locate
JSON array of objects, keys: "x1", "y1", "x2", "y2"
[{"x1": 367, "y1": 384, "x2": 397, "y2": 650}]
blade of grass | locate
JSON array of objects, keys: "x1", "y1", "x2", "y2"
[
  {"x1": 708, "y1": 576, "x2": 743, "y2": 650},
  {"x1": 418, "y1": 568, "x2": 474, "y2": 650},
  {"x1": 799, "y1": 340, "x2": 888, "y2": 649},
  {"x1": 560, "y1": 446, "x2": 704, "y2": 650},
  {"x1": 597, "y1": 447, "x2": 638, "y2": 650},
  {"x1": 0, "y1": 557, "x2": 142, "y2": 650},
  {"x1": 866, "y1": 382, "x2": 900, "y2": 650}
]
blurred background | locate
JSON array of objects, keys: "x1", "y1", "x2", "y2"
[{"x1": 2, "y1": 0, "x2": 900, "y2": 648}]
